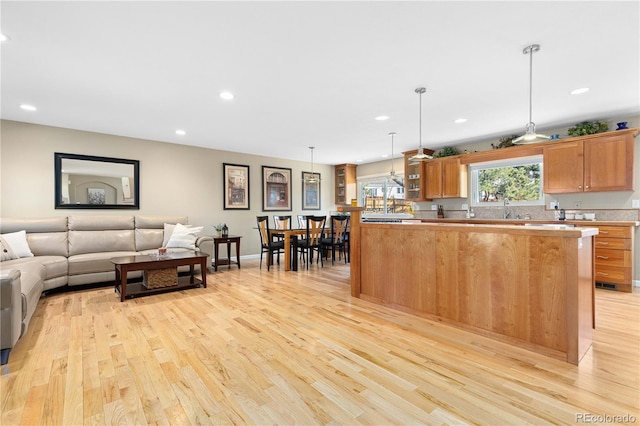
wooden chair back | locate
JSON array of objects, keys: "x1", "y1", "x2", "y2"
[
  {"x1": 331, "y1": 215, "x2": 349, "y2": 243},
  {"x1": 256, "y1": 216, "x2": 270, "y2": 248},
  {"x1": 305, "y1": 216, "x2": 326, "y2": 246}
]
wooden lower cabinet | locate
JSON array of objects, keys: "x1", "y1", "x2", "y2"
[{"x1": 591, "y1": 224, "x2": 635, "y2": 292}]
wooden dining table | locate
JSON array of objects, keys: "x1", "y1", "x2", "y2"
[{"x1": 268, "y1": 228, "x2": 307, "y2": 271}]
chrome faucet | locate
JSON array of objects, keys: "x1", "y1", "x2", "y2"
[{"x1": 503, "y1": 197, "x2": 511, "y2": 219}]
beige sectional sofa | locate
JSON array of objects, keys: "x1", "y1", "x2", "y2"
[{"x1": 0, "y1": 215, "x2": 213, "y2": 364}]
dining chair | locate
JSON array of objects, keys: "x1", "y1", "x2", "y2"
[
  {"x1": 256, "y1": 216, "x2": 284, "y2": 271},
  {"x1": 321, "y1": 215, "x2": 350, "y2": 264},
  {"x1": 297, "y1": 215, "x2": 307, "y2": 229},
  {"x1": 296, "y1": 215, "x2": 326, "y2": 269},
  {"x1": 273, "y1": 215, "x2": 291, "y2": 230}
]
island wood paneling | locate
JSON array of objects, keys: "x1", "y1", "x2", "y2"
[{"x1": 354, "y1": 222, "x2": 595, "y2": 364}]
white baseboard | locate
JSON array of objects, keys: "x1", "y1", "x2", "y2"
[
  {"x1": 240, "y1": 254, "x2": 261, "y2": 260},
  {"x1": 634, "y1": 279, "x2": 640, "y2": 288}
]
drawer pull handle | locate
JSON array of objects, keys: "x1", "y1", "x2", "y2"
[
  {"x1": 596, "y1": 272, "x2": 609, "y2": 276},
  {"x1": 596, "y1": 242, "x2": 609, "y2": 245},
  {"x1": 599, "y1": 231, "x2": 609, "y2": 234},
  {"x1": 596, "y1": 256, "x2": 609, "y2": 259}
]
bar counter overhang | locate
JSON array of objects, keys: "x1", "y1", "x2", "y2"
[{"x1": 341, "y1": 207, "x2": 597, "y2": 365}]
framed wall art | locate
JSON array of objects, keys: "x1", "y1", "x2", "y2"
[
  {"x1": 301, "y1": 172, "x2": 321, "y2": 210},
  {"x1": 223, "y1": 163, "x2": 250, "y2": 210},
  {"x1": 262, "y1": 166, "x2": 292, "y2": 211}
]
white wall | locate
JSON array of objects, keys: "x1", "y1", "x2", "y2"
[{"x1": 0, "y1": 120, "x2": 336, "y2": 256}]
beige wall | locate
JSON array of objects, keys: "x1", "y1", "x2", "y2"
[{"x1": 0, "y1": 120, "x2": 336, "y2": 256}]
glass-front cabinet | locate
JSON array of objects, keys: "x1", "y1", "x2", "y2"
[
  {"x1": 403, "y1": 149, "x2": 434, "y2": 202},
  {"x1": 334, "y1": 163, "x2": 357, "y2": 205}
]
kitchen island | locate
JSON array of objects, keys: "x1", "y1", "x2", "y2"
[{"x1": 342, "y1": 207, "x2": 598, "y2": 365}]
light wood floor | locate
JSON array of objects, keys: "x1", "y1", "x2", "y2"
[{"x1": 1, "y1": 259, "x2": 639, "y2": 425}]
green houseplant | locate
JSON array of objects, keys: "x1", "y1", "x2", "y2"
[
  {"x1": 433, "y1": 147, "x2": 459, "y2": 158},
  {"x1": 491, "y1": 135, "x2": 519, "y2": 150},
  {"x1": 567, "y1": 121, "x2": 608, "y2": 137}
]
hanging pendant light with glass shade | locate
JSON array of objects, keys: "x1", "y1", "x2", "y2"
[
  {"x1": 513, "y1": 44, "x2": 550, "y2": 145},
  {"x1": 302, "y1": 146, "x2": 320, "y2": 183},
  {"x1": 409, "y1": 87, "x2": 433, "y2": 163}
]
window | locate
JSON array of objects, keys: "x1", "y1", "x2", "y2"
[
  {"x1": 470, "y1": 156, "x2": 543, "y2": 206},
  {"x1": 358, "y1": 174, "x2": 410, "y2": 215}
]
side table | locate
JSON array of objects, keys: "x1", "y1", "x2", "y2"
[{"x1": 213, "y1": 235, "x2": 242, "y2": 271}]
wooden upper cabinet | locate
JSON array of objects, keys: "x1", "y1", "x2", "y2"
[
  {"x1": 334, "y1": 163, "x2": 357, "y2": 205},
  {"x1": 403, "y1": 149, "x2": 433, "y2": 202},
  {"x1": 543, "y1": 141, "x2": 584, "y2": 193},
  {"x1": 425, "y1": 158, "x2": 468, "y2": 199},
  {"x1": 584, "y1": 133, "x2": 634, "y2": 191},
  {"x1": 543, "y1": 131, "x2": 635, "y2": 193}
]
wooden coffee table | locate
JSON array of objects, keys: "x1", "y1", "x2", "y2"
[{"x1": 111, "y1": 251, "x2": 208, "y2": 302}]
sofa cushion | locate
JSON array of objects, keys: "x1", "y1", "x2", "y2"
[
  {"x1": 68, "y1": 251, "x2": 138, "y2": 276},
  {"x1": 68, "y1": 230, "x2": 135, "y2": 256},
  {"x1": 26, "y1": 232, "x2": 68, "y2": 257},
  {"x1": 13, "y1": 261, "x2": 45, "y2": 300},
  {"x1": 0, "y1": 217, "x2": 69, "y2": 259},
  {"x1": 135, "y1": 215, "x2": 188, "y2": 229},
  {"x1": 135, "y1": 228, "x2": 164, "y2": 251},
  {"x1": 68, "y1": 215, "x2": 134, "y2": 231},
  {"x1": 134, "y1": 216, "x2": 188, "y2": 251},
  {"x1": 0, "y1": 217, "x2": 68, "y2": 234},
  {"x1": 1, "y1": 256, "x2": 67, "y2": 282}
]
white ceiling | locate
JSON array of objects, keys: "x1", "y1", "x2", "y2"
[{"x1": 2, "y1": 1, "x2": 639, "y2": 165}]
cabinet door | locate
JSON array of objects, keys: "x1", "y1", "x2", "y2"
[
  {"x1": 424, "y1": 161, "x2": 443, "y2": 199},
  {"x1": 543, "y1": 141, "x2": 584, "y2": 193},
  {"x1": 441, "y1": 159, "x2": 468, "y2": 198},
  {"x1": 584, "y1": 133, "x2": 634, "y2": 191},
  {"x1": 335, "y1": 165, "x2": 347, "y2": 204},
  {"x1": 404, "y1": 154, "x2": 427, "y2": 201}
]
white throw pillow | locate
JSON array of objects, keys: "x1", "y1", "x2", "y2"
[
  {"x1": 162, "y1": 223, "x2": 177, "y2": 247},
  {"x1": 165, "y1": 223, "x2": 203, "y2": 250},
  {"x1": 1, "y1": 230, "x2": 34, "y2": 259},
  {"x1": 0, "y1": 236, "x2": 18, "y2": 261}
]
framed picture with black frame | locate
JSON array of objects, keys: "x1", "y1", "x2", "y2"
[
  {"x1": 223, "y1": 163, "x2": 250, "y2": 210},
  {"x1": 302, "y1": 172, "x2": 321, "y2": 210},
  {"x1": 262, "y1": 166, "x2": 292, "y2": 211}
]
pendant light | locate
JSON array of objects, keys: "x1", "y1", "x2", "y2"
[
  {"x1": 409, "y1": 87, "x2": 433, "y2": 162},
  {"x1": 387, "y1": 132, "x2": 403, "y2": 186},
  {"x1": 389, "y1": 132, "x2": 397, "y2": 177},
  {"x1": 303, "y1": 146, "x2": 320, "y2": 183},
  {"x1": 513, "y1": 44, "x2": 550, "y2": 144}
]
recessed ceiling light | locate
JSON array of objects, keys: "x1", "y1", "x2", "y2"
[
  {"x1": 175, "y1": 129, "x2": 186, "y2": 136},
  {"x1": 381, "y1": 154, "x2": 389, "y2": 158},
  {"x1": 20, "y1": 104, "x2": 36, "y2": 111},
  {"x1": 454, "y1": 118, "x2": 468, "y2": 124},
  {"x1": 356, "y1": 159, "x2": 363, "y2": 163},
  {"x1": 570, "y1": 87, "x2": 589, "y2": 95},
  {"x1": 219, "y1": 91, "x2": 234, "y2": 100},
  {"x1": 0, "y1": 33, "x2": 9, "y2": 42},
  {"x1": 375, "y1": 116, "x2": 390, "y2": 121}
]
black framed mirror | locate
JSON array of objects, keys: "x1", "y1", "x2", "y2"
[{"x1": 54, "y1": 152, "x2": 140, "y2": 209}]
